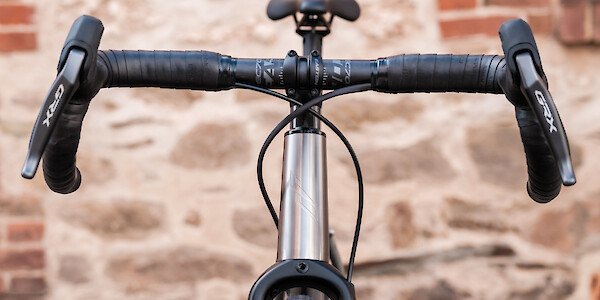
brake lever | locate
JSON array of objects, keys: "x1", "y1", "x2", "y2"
[
  {"x1": 21, "y1": 48, "x2": 85, "y2": 179},
  {"x1": 515, "y1": 53, "x2": 575, "y2": 186},
  {"x1": 499, "y1": 18, "x2": 576, "y2": 187}
]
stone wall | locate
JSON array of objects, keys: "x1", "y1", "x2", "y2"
[{"x1": 1, "y1": 0, "x2": 600, "y2": 299}]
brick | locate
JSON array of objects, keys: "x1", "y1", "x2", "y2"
[
  {"x1": 438, "y1": 0, "x2": 477, "y2": 11},
  {"x1": 0, "y1": 4, "x2": 34, "y2": 25},
  {"x1": 440, "y1": 16, "x2": 517, "y2": 38},
  {"x1": 559, "y1": 0, "x2": 588, "y2": 44},
  {"x1": 10, "y1": 277, "x2": 46, "y2": 295},
  {"x1": 0, "y1": 32, "x2": 36, "y2": 52},
  {"x1": 8, "y1": 222, "x2": 44, "y2": 242},
  {"x1": 0, "y1": 249, "x2": 44, "y2": 270},
  {"x1": 486, "y1": 0, "x2": 549, "y2": 6},
  {"x1": 528, "y1": 13, "x2": 553, "y2": 35}
]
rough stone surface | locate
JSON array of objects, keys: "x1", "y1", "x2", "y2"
[
  {"x1": 357, "y1": 140, "x2": 455, "y2": 184},
  {"x1": 354, "y1": 285, "x2": 375, "y2": 299},
  {"x1": 106, "y1": 247, "x2": 253, "y2": 290},
  {"x1": 406, "y1": 281, "x2": 463, "y2": 300},
  {"x1": 184, "y1": 210, "x2": 201, "y2": 227},
  {"x1": 467, "y1": 123, "x2": 526, "y2": 189},
  {"x1": 232, "y1": 207, "x2": 277, "y2": 248},
  {"x1": 387, "y1": 202, "x2": 417, "y2": 248},
  {"x1": 58, "y1": 255, "x2": 91, "y2": 284},
  {"x1": 360, "y1": 1, "x2": 419, "y2": 42},
  {"x1": 133, "y1": 87, "x2": 204, "y2": 109},
  {"x1": 59, "y1": 201, "x2": 164, "y2": 239},
  {"x1": 569, "y1": 141, "x2": 585, "y2": 170},
  {"x1": 508, "y1": 276, "x2": 574, "y2": 300},
  {"x1": 235, "y1": 89, "x2": 269, "y2": 102},
  {"x1": 1, "y1": 1, "x2": 599, "y2": 299},
  {"x1": 528, "y1": 201, "x2": 600, "y2": 254},
  {"x1": 353, "y1": 244, "x2": 515, "y2": 276},
  {"x1": 76, "y1": 156, "x2": 117, "y2": 184},
  {"x1": 444, "y1": 198, "x2": 513, "y2": 232},
  {"x1": 0, "y1": 194, "x2": 42, "y2": 216},
  {"x1": 327, "y1": 97, "x2": 424, "y2": 130},
  {"x1": 528, "y1": 207, "x2": 579, "y2": 253},
  {"x1": 170, "y1": 123, "x2": 251, "y2": 169}
]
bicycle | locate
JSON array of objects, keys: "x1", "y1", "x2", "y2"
[{"x1": 21, "y1": 0, "x2": 576, "y2": 299}]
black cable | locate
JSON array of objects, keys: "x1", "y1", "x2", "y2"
[
  {"x1": 235, "y1": 83, "x2": 324, "y2": 227},
  {"x1": 235, "y1": 82, "x2": 370, "y2": 282}
]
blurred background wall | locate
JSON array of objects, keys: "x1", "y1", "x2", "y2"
[{"x1": 0, "y1": 0, "x2": 599, "y2": 299}]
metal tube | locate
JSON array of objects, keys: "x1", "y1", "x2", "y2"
[{"x1": 277, "y1": 131, "x2": 329, "y2": 262}]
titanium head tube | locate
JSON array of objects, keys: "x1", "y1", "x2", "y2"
[{"x1": 278, "y1": 131, "x2": 329, "y2": 262}]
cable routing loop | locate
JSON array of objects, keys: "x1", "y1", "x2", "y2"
[{"x1": 236, "y1": 82, "x2": 371, "y2": 283}]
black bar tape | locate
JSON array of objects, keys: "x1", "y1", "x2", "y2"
[
  {"x1": 515, "y1": 107, "x2": 562, "y2": 202},
  {"x1": 98, "y1": 50, "x2": 230, "y2": 90},
  {"x1": 42, "y1": 102, "x2": 88, "y2": 194},
  {"x1": 376, "y1": 54, "x2": 505, "y2": 94}
]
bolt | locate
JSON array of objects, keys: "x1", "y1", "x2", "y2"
[
  {"x1": 288, "y1": 50, "x2": 297, "y2": 57},
  {"x1": 311, "y1": 50, "x2": 320, "y2": 57},
  {"x1": 287, "y1": 88, "x2": 296, "y2": 96},
  {"x1": 310, "y1": 88, "x2": 320, "y2": 97},
  {"x1": 296, "y1": 262, "x2": 309, "y2": 273}
]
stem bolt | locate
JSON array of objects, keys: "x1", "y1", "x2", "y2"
[
  {"x1": 287, "y1": 88, "x2": 296, "y2": 96},
  {"x1": 311, "y1": 50, "x2": 320, "y2": 57},
  {"x1": 296, "y1": 262, "x2": 309, "y2": 273},
  {"x1": 310, "y1": 88, "x2": 320, "y2": 97},
  {"x1": 288, "y1": 50, "x2": 297, "y2": 57}
]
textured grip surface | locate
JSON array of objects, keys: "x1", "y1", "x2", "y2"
[
  {"x1": 98, "y1": 50, "x2": 228, "y2": 90},
  {"x1": 58, "y1": 15, "x2": 103, "y2": 81},
  {"x1": 42, "y1": 102, "x2": 88, "y2": 194},
  {"x1": 499, "y1": 18, "x2": 545, "y2": 84},
  {"x1": 376, "y1": 54, "x2": 505, "y2": 94},
  {"x1": 516, "y1": 107, "x2": 562, "y2": 202}
]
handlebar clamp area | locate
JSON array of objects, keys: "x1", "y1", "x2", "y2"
[{"x1": 283, "y1": 50, "x2": 324, "y2": 99}]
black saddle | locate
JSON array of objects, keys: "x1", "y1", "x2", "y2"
[{"x1": 267, "y1": 0, "x2": 360, "y2": 21}]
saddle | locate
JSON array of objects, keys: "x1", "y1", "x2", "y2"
[{"x1": 267, "y1": 0, "x2": 360, "y2": 22}]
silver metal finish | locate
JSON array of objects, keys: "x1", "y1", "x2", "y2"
[{"x1": 277, "y1": 131, "x2": 329, "y2": 262}]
